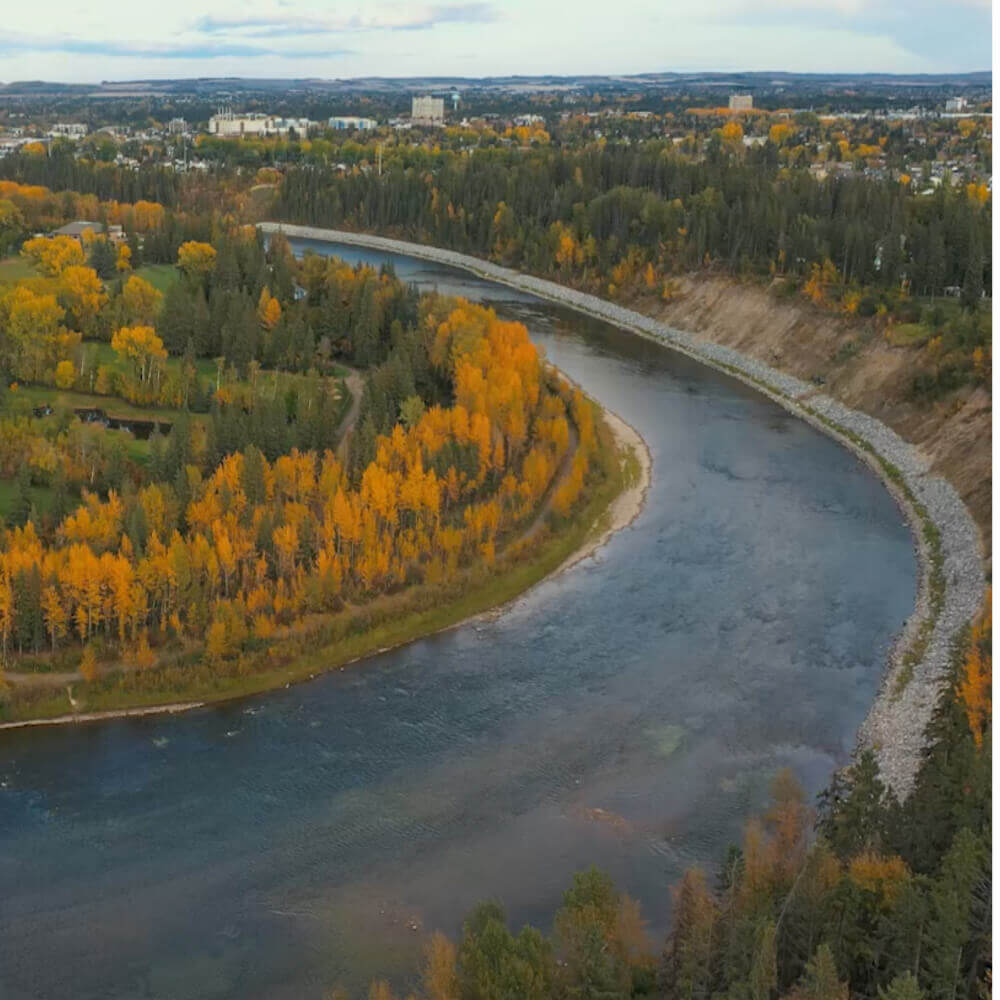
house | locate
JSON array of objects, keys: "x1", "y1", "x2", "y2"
[
  {"x1": 728, "y1": 94, "x2": 753, "y2": 111},
  {"x1": 52, "y1": 221, "x2": 125, "y2": 245}
]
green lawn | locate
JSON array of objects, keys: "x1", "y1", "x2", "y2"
[
  {"x1": 0, "y1": 254, "x2": 38, "y2": 284},
  {"x1": 133, "y1": 263, "x2": 180, "y2": 294},
  {"x1": 15, "y1": 384, "x2": 183, "y2": 423},
  {"x1": 85, "y1": 340, "x2": 217, "y2": 381}
]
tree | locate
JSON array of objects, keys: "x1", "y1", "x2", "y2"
[
  {"x1": 60, "y1": 264, "x2": 108, "y2": 332},
  {"x1": 0, "y1": 198, "x2": 25, "y2": 254},
  {"x1": 79, "y1": 644, "x2": 99, "y2": 682},
  {"x1": 41, "y1": 586, "x2": 67, "y2": 651},
  {"x1": 21, "y1": 234, "x2": 85, "y2": 276},
  {"x1": 0, "y1": 284, "x2": 70, "y2": 381},
  {"x1": 121, "y1": 275, "x2": 164, "y2": 326},
  {"x1": 88, "y1": 236, "x2": 117, "y2": 279},
  {"x1": 54, "y1": 359, "x2": 76, "y2": 389},
  {"x1": 879, "y1": 972, "x2": 925, "y2": 1000},
  {"x1": 116, "y1": 243, "x2": 132, "y2": 273},
  {"x1": 177, "y1": 241, "x2": 217, "y2": 281},
  {"x1": 921, "y1": 829, "x2": 986, "y2": 1000},
  {"x1": 423, "y1": 931, "x2": 459, "y2": 1000},
  {"x1": 457, "y1": 901, "x2": 554, "y2": 1000},
  {"x1": 784, "y1": 944, "x2": 847, "y2": 1000},
  {"x1": 818, "y1": 751, "x2": 894, "y2": 859},
  {"x1": 400, "y1": 395, "x2": 426, "y2": 429},
  {"x1": 11, "y1": 465, "x2": 33, "y2": 527},
  {"x1": 555, "y1": 868, "x2": 634, "y2": 999},
  {"x1": 111, "y1": 325, "x2": 167, "y2": 387},
  {"x1": 662, "y1": 868, "x2": 717, "y2": 1000},
  {"x1": 257, "y1": 286, "x2": 282, "y2": 329},
  {"x1": 957, "y1": 605, "x2": 991, "y2": 749}
]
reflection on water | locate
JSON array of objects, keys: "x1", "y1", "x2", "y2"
[{"x1": 0, "y1": 241, "x2": 916, "y2": 1000}]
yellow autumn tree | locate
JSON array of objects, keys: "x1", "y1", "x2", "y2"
[
  {"x1": 121, "y1": 274, "x2": 163, "y2": 326},
  {"x1": 958, "y1": 594, "x2": 991, "y2": 749},
  {"x1": 0, "y1": 284, "x2": 74, "y2": 382},
  {"x1": 257, "y1": 286, "x2": 282, "y2": 329},
  {"x1": 177, "y1": 240, "x2": 217, "y2": 279},
  {"x1": 21, "y1": 234, "x2": 85, "y2": 276},
  {"x1": 54, "y1": 359, "x2": 76, "y2": 389},
  {"x1": 111, "y1": 325, "x2": 167, "y2": 386},
  {"x1": 79, "y1": 644, "x2": 99, "y2": 682},
  {"x1": 59, "y1": 265, "x2": 108, "y2": 331}
]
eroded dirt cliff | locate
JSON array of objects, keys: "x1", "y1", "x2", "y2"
[{"x1": 644, "y1": 276, "x2": 991, "y2": 561}]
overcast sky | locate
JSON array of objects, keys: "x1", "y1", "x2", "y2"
[{"x1": 0, "y1": 0, "x2": 991, "y2": 83}]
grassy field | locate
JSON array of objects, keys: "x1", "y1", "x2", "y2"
[
  {"x1": 133, "y1": 263, "x2": 181, "y2": 293},
  {"x1": 0, "y1": 253, "x2": 180, "y2": 292},
  {"x1": 86, "y1": 340, "x2": 218, "y2": 381},
  {"x1": 14, "y1": 383, "x2": 184, "y2": 423},
  {"x1": 1, "y1": 405, "x2": 630, "y2": 723},
  {"x1": 0, "y1": 254, "x2": 38, "y2": 284}
]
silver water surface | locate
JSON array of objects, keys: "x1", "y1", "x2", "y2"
[{"x1": 0, "y1": 242, "x2": 916, "y2": 999}]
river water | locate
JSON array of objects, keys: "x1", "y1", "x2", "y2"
[{"x1": 0, "y1": 242, "x2": 916, "y2": 999}]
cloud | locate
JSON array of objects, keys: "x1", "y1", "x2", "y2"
[
  {"x1": 688, "y1": 0, "x2": 990, "y2": 71},
  {"x1": 0, "y1": 33, "x2": 352, "y2": 59},
  {"x1": 193, "y1": 3, "x2": 498, "y2": 37}
]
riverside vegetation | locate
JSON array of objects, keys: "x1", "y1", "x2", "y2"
[
  {"x1": 0, "y1": 198, "x2": 617, "y2": 721},
  {"x1": 352, "y1": 603, "x2": 991, "y2": 1000},
  {"x1": 0, "y1": 124, "x2": 988, "y2": 995}
]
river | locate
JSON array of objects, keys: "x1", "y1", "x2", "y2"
[{"x1": 0, "y1": 241, "x2": 916, "y2": 999}]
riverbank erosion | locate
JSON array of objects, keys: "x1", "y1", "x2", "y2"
[{"x1": 260, "y1": 223, "x2": 986, "y2": 798}]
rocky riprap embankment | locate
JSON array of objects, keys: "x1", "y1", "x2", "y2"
[{"x1": 260, "y1": 223, "x2": 986, "y2": 799}]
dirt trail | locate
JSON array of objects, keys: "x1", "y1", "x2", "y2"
[
  {"x1": 335, "y1": 366, "x2": 365, "y2": 461},
  {"x1": 520, "y1": 419, "x2": 581, "y2": 543}
]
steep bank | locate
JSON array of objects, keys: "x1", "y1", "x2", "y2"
[
  {"x1": 260, "y1": 223, "x2": 985, "y2": 797},
  {"x1": 646, "y1": 275, "x2": 991, "y2": 560}
]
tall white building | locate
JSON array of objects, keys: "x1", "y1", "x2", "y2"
[
  {"x1": 411, "y1": 96, "x2": 445, "y2": 125},
  {"x1": 728, "y1": 94, "x2": 753, "y2": 111}
]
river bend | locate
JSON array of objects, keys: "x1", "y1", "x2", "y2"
[{"x1": 0, "y1": 242, "x2": 916, "y2": 999}]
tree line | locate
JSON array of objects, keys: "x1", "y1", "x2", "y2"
[{"x1": 273, "y1": 143, "x2": 990, "y2": 302}]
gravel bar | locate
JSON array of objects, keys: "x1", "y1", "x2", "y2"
[{"x1": 261, "y1": 222, "x2": 986, "y2": 798}]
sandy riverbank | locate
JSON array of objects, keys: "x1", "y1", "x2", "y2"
[
  {"x1": 0, "y1": 701, "x2": 205, "y2": 730},
  {"x1": 554, "y1": 407, "x2": 650, "y2": 577}
]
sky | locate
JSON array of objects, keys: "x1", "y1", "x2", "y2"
[{"x1": 0, "y1": 0, "x2": 991, "y2": 84}]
